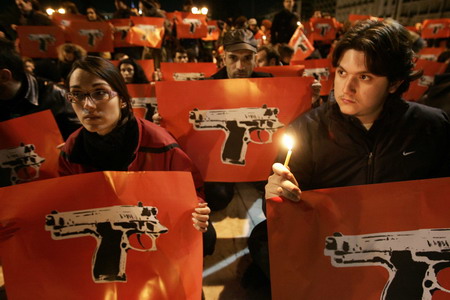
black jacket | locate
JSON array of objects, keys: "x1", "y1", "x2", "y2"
[
  {"x1": 283, "y1": 92, "x2": 450, "y2": 190},
  {"x1": 271, "y1": 9, "x2": 299, "y2": 45},
  {"x1": 209, "y1": 67, "x2": 273, "y2": 79},
  {"x1": 0, "y1": 73, "x2": 80, "y2": 140}
]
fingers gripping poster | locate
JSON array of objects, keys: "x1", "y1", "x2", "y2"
[
  {"x1": 156, "y1": 77, "x2": 313, "y2": 182},
  {"x1": 267, "y1": 177, "x2": 450, "y2": 300},
  {"x1": 0, "y1": 171, "x2": 202, "y2": 300}
]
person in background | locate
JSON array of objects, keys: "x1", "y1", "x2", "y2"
[
  {"x1": 14, "y1": 0, "x2": 53, "y2": 27},
  {"x1": 276, "y1": 43, "x2": 294, "y2": 65},
  {"x1": 118, "y1": 58, "x2": 150, "y2": 84},
  {"x1": 173, "y1": 47, "x2": 189, "y2": 63},
  {"x1": 270, "y1": 0, "x2": 299, "y2": 45},
  {"x1": 256, "y1": 45, "x2": 281, "y2": 67},
  {"x1": 248, "y1": 18, "x2": 265, "y2": 46},
  {"x1": 59, "y1": 56, "x2": 215, "y2": 256},
  {"x1": 0, "y1": 37, "x2": 80, "y2": 140},
  {"x1": 249, "y1": 19, "x2": 450, "y2": 296},
  {"x1": 86, "y1": 6, "x2": 105, "y2": 22},
  {"x1": 22, "y1": 57, "x2": 35, "y2": 75}
]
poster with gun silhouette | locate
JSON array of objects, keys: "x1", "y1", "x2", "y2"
[
  {"x1": 267, "y1": 177, "x2": 450, "y2": 300},
  {"x1": 289, "y1": 26, "x2": 315, "y2": 61},
  {"x1": 309, "y1": 18, "x2": 338, "y2": 42},
  {"x1": 16, "y1": 26, "x2": 65, "y2": 58},
  {"x1": 159, "y1": 62, "x2": 218, "y2": 81},
  {"x1": 174, "y1": 12, "x2": 208, "y2": 39},
  {"x1": 127, "y1": 16, "x2": 165, "y2": 48},
  {"x1": 155, "y1": 77, "x2": 313, "y2": 182},
  {"x1": 0, "y1": 171, "x2": 202, "y2": 300},
  {"x1": 127, "y1": 83, "x2": 157, "y2": 119},
  {"x1": 202, "y1": 20, "x2": 220, "y2": 41},
  {"x1": 297, "y1": 59, "x2": 335, "y2": 96},
  {"x1": 422, "y1": 19, "x2": 450, "y2": 39},
  {"x1": 110, "y1": 18, "x2": 134, "y2": 48},
  {"x1": 402, "y1": 59, "x2": 447, "y2": 102},
  {"x1": 64, "y1": 21, "x2": 114, "y2": 52},
  {"x1": 419, "y1": 47, "x2": 447, "y2": 62},
  {"x1": 0, "y1": 110, "x2": 63, "y2": 187}
]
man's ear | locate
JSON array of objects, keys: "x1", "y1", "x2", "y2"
[
  {"x1": 389, "y1": 80, "x2": 404, "y2": 94},
  {"x1": 0, "y1": 69, "x2": 13, "y2": 83}
]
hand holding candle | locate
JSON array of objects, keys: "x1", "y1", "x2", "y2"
[{"x1": 283, "y1": 134, "x2": 294, "y2": 167}]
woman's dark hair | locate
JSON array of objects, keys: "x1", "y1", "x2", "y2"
[
  {"x1": 117, "y1": 58, "x2": 150, "y2": 84},
  {"x1": 332, "y1": 19, "x2": 422, "y2": 96},
  {"x1": 66, "y1": 56, "x2": 133, "y2": 119}
]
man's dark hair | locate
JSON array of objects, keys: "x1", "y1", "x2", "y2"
[
  {"x1": 0, "y1": 38, "x2": 26, "y2": 82},
  {"x1": 332, "y1": 19, "x2": 422, "y2": 96},
  {"x1": 117, "y1": 58, "x2": 149, "y2": 84},
  {"x1": 174, "y1": 47, "x2": 187, "y2": 56},
  {"x1": 66, "y1": 56, "x2": 133, "y2": 119},
  {"x1": 257, "y1": 45, "x2": 281, "y2": 66}
]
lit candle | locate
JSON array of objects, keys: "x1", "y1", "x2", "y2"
[{"x1": 283, "y1": 134, "x2": 294, "y2": 167}]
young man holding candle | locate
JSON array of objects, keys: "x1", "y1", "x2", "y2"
[{"x1": 248, "y1": 19, "x2": 450, "y2": 293}]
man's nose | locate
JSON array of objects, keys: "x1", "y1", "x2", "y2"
[
  {"x1": 342, "y1": 76, "x2": 357, "y2": 94},
  {"x1": 236, "y1": 59, "x2": 244, "y2": 69}
]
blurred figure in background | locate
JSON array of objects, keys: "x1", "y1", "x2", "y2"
[{"x1": 118, "y1": 58, "x2": 150, "y2": 84}]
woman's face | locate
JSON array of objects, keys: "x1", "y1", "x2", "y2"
[
  {"x1": 120, "y1": 63, "x2": 135, "y2": 83},
  {"x1": 86, "y1": 8, "x2": 97, "y2": 21},
  {"x1": 69, "y1": 68, "x2": 124, "y2": 135},
  {"x1": 63, "y1": 50, "x2": 75, "y2": 62}
]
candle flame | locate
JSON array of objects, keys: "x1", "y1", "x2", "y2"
[{"x1": 283, "y1": 134, "x2": 294, "y2": 150}]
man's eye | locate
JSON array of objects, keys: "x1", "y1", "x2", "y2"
[
  {"x1": 337, "y1": 69, "x2": 345, "y2": 76},
  {"x1": 360, "y1": 74, "x2": 371, "y2": 80}
]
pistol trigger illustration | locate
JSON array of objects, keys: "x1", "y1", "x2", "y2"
[{"x1": 137, "y1": 233, "x2": 145, "y2": 248}]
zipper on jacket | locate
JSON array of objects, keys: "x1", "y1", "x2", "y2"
[{"x1": 367, "y1": 152, "x2": 374, "y2": 183}]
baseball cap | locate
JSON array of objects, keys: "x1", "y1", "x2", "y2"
[{"x1": 223, "y1": 29, "x2": 258, "y2": 53}]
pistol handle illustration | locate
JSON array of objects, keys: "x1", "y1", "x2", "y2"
[{"x1": 222, "y1": 121, "x2": 247, "y2": 165}]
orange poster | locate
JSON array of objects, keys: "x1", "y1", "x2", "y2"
[
  {"x1": 0, "y1": 171, "x2": 202, "y2": 300},
  {"x1": 127, "y1": 83, "x2": 157, "y2": 119},
  {"x1": 254, "y1": 65, "x2": 305, "y2": 77},
  {"x1": 202, "y1": 20, "x2": 220, "y2": 41},
  {"x1": 0, "y1": 110, "x2": 63, "y2": 187},
  {"x1": 110, "y1": 18, "x2": 134, "y2": 48},
  {"x1": 156, "y1": 77, "x2": 313, "y2": 182},
  {"x1": 309, "y1": 18, "x2": 337, "y2": 42},
  {"x1": 300, "y1": 59, "x2": 335, "y2": 96},
  {"x1": 419, "y1": 47, "x2": 447, "y2": 61},
  {"x1": 289, "y1": 27, "x2": 314, "y2": 61},
  {"x1": 403, "y1": 59, "x2": 447, "y2": 102},
  {"x1": 16, "y1": 26, "x2": 65, "y2": 58},
  {"x1": 160, "y1": 62, "x2": 218, "y2": 81},
  {"x1": 422, "y1": 19, "x2": 450, "y2": 39},
  {"x1": 268, "y1": 177, "x2": 450, "y2": 300},
  {"x1": 65, "y1": 21, "x2": 114, "y2": 52},
  {"x1": 127, "y1": 16, "x2": 165, "y2": 48},
  {"x1": 175, "y1": 13, "x2": 208, "y2": 39}
]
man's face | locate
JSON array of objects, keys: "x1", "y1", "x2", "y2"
[
  {"x1": 16, "y1": 0, "x2": 33, "y2": 14},
  {"x1": 283, "y1": 0, "x2": 295, "y2": 11},
  {"x1": 334, "y1": 49, "x2": 399, "y2": 124},
  {"x1": 174, "y1": 52, "x2": 188, "y2": 63},
  {"x1": 256, "y1": 49, "x2": 268, "y2": 67},
  {"x1": 224, "y1": 49, "x2": 256, "y2": 79}
]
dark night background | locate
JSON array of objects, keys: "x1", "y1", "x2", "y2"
[{"x1": 1, "y1": 0, "x2": 291, "y2": 21}]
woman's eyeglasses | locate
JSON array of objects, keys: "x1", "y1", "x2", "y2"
[{"x1": 66, "y1": 90, "x2": 118, "y2": 104}]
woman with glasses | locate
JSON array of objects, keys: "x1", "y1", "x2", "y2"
[{"x1": 59, "y1": 56, "x2": 215, "y2": 255}]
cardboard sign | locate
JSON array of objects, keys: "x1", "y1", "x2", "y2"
[
  {"x1": 268, "y1": 177, "x2": 450, "y2": 300},
  {"x1": 0, "y1": 110, "x2": 63, "y2": 187},
  {"x1": 156, "y1": 77, "x2": 313, "y2": 182},
  {"x1": 418, "y1": 47, "x2": 447, "y2": 61},
  {"x1": 159, "y1": 62, "x2": 218, "y2": 81},
  {"x1": 289, "y1": 27, "x2": 314, "y2": 61},
  {"x1": 0, "y1": 171, "x2": 202, "y2": 300},
  {"x1": 16, "y1": 26, "x2": 65, "y2": 58},
  {"x1": 65, "y1": 21, "x2": 114, "y2": 52},
  {"x1": 422, "y1": 19, "x2": 450, "y2": 39},
  {"x1": 127, "y1": 16, "x2": 165, "y2": 48}
]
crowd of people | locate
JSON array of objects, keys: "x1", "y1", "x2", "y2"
[{"x1": 1, "y1": 0, "x2": 450, "y2": 298}]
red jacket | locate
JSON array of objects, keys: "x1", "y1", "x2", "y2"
[{"x1": 59, "y1": 117, "x2": 205, "y2": 200}]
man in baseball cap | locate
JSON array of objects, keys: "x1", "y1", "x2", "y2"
[{"x1": 210, "y1": 29, "x2": 272, "y2": 79}]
